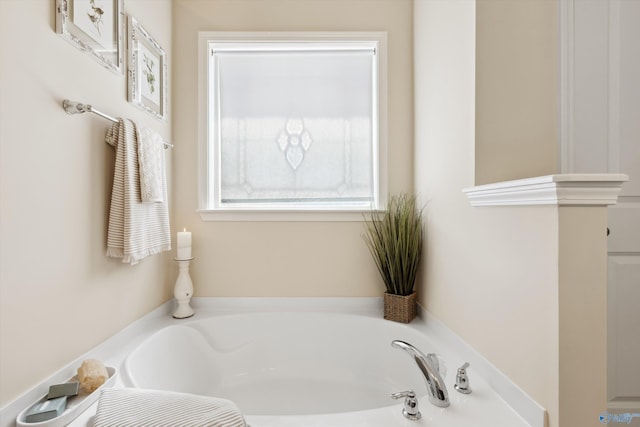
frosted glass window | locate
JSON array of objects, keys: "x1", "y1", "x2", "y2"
[{"x1": 200, "y1": 34, "x2": 387, "y2": 216}]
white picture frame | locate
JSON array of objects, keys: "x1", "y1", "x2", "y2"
[
  {"x1": 127, "y1": 16, "x2": 167, "y2": 120},
  {"x1": 55, "y1": 0, "x2": 124, "y2": 74}
]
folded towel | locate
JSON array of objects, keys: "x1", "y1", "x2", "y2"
[
  {"x1": 94, "y1": 388, "x2": 248, "y2": 427},
  {"x1": 137, "y1": 125, "x2": 166, "y2": 203},
  {"x1": 106, "y1": 119, "x2": 171, "y2": 265}
]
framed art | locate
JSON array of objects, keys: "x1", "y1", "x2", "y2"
[
  {"x1": 55, "y1": 0, "x2": 124, "y2": 74},
  {"x1": 127, "y1": 16, "x2": 167, "y2": 120}
]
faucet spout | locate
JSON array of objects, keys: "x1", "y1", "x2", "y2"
[{"x1": 392, "y1": 340, "x2": 450, "y2": 408}]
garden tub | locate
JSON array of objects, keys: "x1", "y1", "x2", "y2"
[{"x1": 121, "y1": 310, "x2": 533, "y2": 427}]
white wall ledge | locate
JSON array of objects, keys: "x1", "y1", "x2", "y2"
[{"x1": 463, "y1": 174, "x2": 628, "y2": 207}]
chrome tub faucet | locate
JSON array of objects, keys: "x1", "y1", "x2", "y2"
[{"x1": 391, "y1": 340, "x2": 450, "y2": 408}]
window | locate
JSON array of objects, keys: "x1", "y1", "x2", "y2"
[{"x1": 198, "y1": 32, "x2": 387, "y2": 220}]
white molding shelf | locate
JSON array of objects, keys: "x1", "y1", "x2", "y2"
[{"x1": 463, "y1": 174, "x2": 628, "y2": 207}]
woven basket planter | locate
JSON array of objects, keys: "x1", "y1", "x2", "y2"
[{"x1": 383, "y1": 292, "x2": 417, "y2": 323}]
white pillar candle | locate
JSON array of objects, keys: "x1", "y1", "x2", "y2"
[{"x1": 177, "y1": 228, "x2": 192, "y2": 259}]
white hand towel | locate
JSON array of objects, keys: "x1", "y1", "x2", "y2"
[
  {"x1": 106, "y1": 119, "x2": 171, "y2": 265},
  {"x1": 94, "y1": 388, "x2": 248, "y2": 427},
  {"x1": 137, "y1": 125, "x2": 166, "y2": 203}
]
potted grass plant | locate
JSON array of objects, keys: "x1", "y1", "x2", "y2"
[{"x1": 363, "y1": 193, "x2": 423, "y2": 323}]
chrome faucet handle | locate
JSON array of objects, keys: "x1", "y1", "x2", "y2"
[
  {"x1": 427, "y1": 353, "x2": 447, "y2": 377},
  {"x1": 454, "y1": 362, "x2": 472, "y2": 394},
  {"x1": 391, "y1": 390, "x2": 421, "y2": 420},
  {"x1": 427, "y1": 353, "x2": 439, "y2": 371}
]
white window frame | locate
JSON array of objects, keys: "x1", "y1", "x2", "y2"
[{"x1": 197, "y1": 31, "x2": 388, "y2": 221}]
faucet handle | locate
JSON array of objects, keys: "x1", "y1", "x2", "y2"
[
  {"x1": 391, "y1": 390, "x2": 422, "y2": 420},
  {"x1": 427, "y1": 353, "x2": 447, "y2": 377},
  {"x1": 454, "y1": 362, "x2": 472, "y2": 394}
]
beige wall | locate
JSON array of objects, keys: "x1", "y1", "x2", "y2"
[
  {"x1": 475, "y1": 0, "x2": 559, "y2": 184},
  {"x1": 415, "y1": 1, "x2": 608, "y2": 426},
  {"x1": 414, "y1": 0, "x2": 559, "y2": 421},
  {"x1": 0, "y1": 0, "x2": 173, "y2": 407},
  {"x1": 172, "y1": 0, "x2": 414, "y2": 297},
  {"x1": 558, "y1": 207, "x2": 608, "y2": 427}
]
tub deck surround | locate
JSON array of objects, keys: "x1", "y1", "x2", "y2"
[{"x1": 0, "y1": 298, "x2": 540, "y2": 427}]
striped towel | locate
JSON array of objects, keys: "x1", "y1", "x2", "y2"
[
  {"x1": 94, "y1": 388, "x2": 248, "y2": 427},
  {"x1": 106, "y1": 119, "x2": 171, "y2": 265}
]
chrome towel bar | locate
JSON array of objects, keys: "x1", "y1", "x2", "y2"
[
  {"x1": 62, "y1": 99, "x2": 173, "y2": 149},
  {"x1": 63, "y1": 99, "x2": 118, "y2": 123}
]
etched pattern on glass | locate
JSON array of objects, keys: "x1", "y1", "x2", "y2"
[
  {"x1": 220, "y1": 117, "x2": 372, "y2": 204},
  {"x1": 277, "y1": 119, "x2": 313, "y2": 170}
]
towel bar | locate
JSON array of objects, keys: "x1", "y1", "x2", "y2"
[{"x1": 62, "y1": 100, "x2": 173, "y2": 149}]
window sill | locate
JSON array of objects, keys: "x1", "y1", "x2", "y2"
[{"x1": 197, "y1": 209, "x2": 380, "y2": 222}]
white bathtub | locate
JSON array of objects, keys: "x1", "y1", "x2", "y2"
[
  {"x1": 0, "y1": 299, "x2": 539, "y2": 427},
  {"x1": 124, "y1": 312, "x2": 434, "y2": 416},
  {"x1": 119, "y1": 305, "x2": 536, "y2": 427}
]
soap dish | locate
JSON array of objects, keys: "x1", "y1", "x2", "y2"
[{"x1": 16, "y1": 367, "x2": 117, "y2": 427}]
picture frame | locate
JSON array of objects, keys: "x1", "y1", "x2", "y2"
[
  {"x1": 55, "y1": 0, "x2": 124, "y2": 74},
  {"x1": 127, "y1": 16, "x2": 167, "y2": 120}
]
